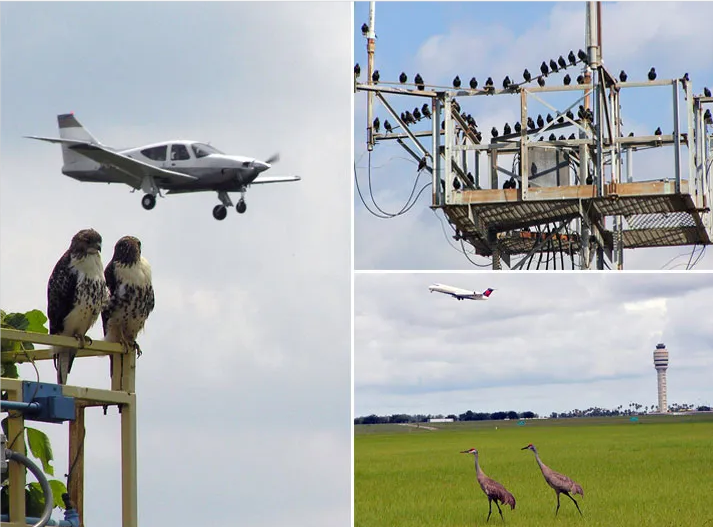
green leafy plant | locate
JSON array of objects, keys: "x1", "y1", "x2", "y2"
[{"x1": 1, "y1": 309, "x2": 69, "y2": 515}]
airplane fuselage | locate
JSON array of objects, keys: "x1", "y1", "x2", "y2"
[
  {"x1": 428, "y1": 283, "x2": 492, "y2": 300},
  {"x1": 62, "y1": 140, "x2": 270, "y2": 193}
]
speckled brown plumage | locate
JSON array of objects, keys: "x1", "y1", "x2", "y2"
[
  {"x1": 47, "y1": 228, "x2": 108, "y2": 384},
  {"x1": 102, "y1": 236, "x2": 154, "y2": 372}
]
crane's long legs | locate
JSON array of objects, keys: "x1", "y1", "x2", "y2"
[
  {"x1": 555, "y1": 492, "x2": 561, "y2": 516},
  {"x1": 564, "y1": 492, "x2": 583, "y2": 516},
  {"x1": 487, "y1": 498, "x2": 493, "y2": 522},
  {"x1": 495, "y1": 500, "x2": 505, "y2": 522}
]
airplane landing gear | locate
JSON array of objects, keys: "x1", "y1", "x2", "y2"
[
  {"x1": 236, "y1": 199, "x2": 247, "y2": 214},
  {"x1": 141, "y1": 194, "x2": 156, "y2": 210},
  {"x1": 212, "y1": 205, "x2": 227, "y2": 221}
]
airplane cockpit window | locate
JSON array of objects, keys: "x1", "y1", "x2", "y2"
[
  {"x1": 141, "y1": 145, "x2": 167, "y2": 161},
  {"x1": 171, "y1": 144, "x2": 191, "y2": 161},
  {"x1": 191, "y1": 143, "x2": 223, "y2": 158}
]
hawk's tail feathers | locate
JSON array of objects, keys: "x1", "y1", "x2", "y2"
[{"x1": 53, "y1": 346, "x2": 77, "y2": 385}]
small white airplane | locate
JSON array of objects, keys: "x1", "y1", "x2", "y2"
[
  {"x1": 428, "y1": 284, "x2": 495, "y2": 301},
  {"x1": 26, "y1": 113, "x2": 301, "y2": 220}
]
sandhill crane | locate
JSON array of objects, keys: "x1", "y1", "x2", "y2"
[
  {"x1": 461, "y1": 448, "x2": 516, "y2": 522},
  {"x1": 521, "y1": 444, "x2": 583, "y2": 516}
]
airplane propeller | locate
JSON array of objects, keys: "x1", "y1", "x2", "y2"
[{"x1": 264, "y1": 153, "x2": 280, "y2": 165}]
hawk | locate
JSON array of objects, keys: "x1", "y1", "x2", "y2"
[
  {"x1": 47, "y1": 229, "x2": 108, "y2": 385},
  {"x1": 102, "y1": 236, "x2": 155, "y2": 376}
]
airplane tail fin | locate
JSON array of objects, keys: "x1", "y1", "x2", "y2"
[
  {"x1": 483, "y1": 288, "x2": 494, "y2": 297},
  {"x1": 57, "y1": 113, "x2": 101, "y2": 172}
]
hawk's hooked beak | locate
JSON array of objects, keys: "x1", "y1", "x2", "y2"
[{"x1": 89, "y1": 242, "x2": 101, "y2": 254}]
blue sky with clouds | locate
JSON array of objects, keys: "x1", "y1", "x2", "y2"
[
  {"x1": 1, "y1": 3, "x2": 350, "y2": 526},
  {"x1": 353, "y1": 1, "x2": 713, "y2": 270},
  {"x1": 355, "y1": 272, "x2": 713, "y2": 417}
]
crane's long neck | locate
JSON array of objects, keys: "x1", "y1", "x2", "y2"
[
  {"x1": 531, "y1": 448, "x2": 546, "y2": 473},
  {"x1": 473, "y1": 452, "x2": 484, "y2": 478}
]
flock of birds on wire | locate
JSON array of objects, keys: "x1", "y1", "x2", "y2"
[
  {"x1": 462, "y1": 444, "x2": 584, "y2": 522},
  {"x1": 355, "y1": 24, "x2": 713, "y2": 160},
  {"x1": 355, "y1": 56, "x2": 713, "y2": 148}
]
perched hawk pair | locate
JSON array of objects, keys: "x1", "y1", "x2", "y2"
[{"x1": 47, "y1": 229, "x2": 155, "y2": 385}]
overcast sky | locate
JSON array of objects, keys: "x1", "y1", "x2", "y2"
[
  {"x1": 1, "y1": 3, "x2": 350, "y2": 526},
  {"x1": 355, "y1": 272, "x2": 713, "y2": 417},
  {"x1": 354, "y1": 1, "x2": 713, "y2": 270}
]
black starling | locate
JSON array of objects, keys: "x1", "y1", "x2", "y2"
[
  {"x1": 704, "y1": 87, "x2": 712, "y2": 97},
  {"x1": 354, "y1": 63, "x2": 361, "y2": 78},
  {"x1": 523, "y1": 69, "x2": 531, "y2": 83},
  {"x1": 453, "y1": 178, "x2": 461, "y2": 190},
  {"x1": 549, "y1": 133, "x2": 556, "y2": 141},
  {"x1": 467, "y1": 172, "x2": 474, "y2": 184},
  {"x1": 568, "y1": 50, "x2": 577, "y2": 66},
  {"x1": 361, "y1": 23, "x2": 368, "y2": 36},
  {"x1": 485, "y1": 77, "x2": 494, "y2": 88},
  {"x1": 452, "y1": 100, "x2": 461, "y2": 113},
  {"x1": 559, "y1": 135, "x2": 566, "y2": 140},
  {"x1": 577, "y1": 74, "x2": 585, "y2": 85},
  {"x1": 491, "y1": 126, "x2": 499, "y2": 138},
  {"x1": 537, "y1": 114, "x2": 544, "y2": 128},
  {"x1": 566, "y1": 110, "x2": 574, "y2": 121},
  {"x1": 503, "y1": 179, "x2": 512, "y2": 189},
  {"x1": 549, "y1": 59, "x2": 559, "y2": 73},
  {"x1": 415, "y1": 73, "x2": 424, "y2": 90},
  {"x1": 538, "y1": 76, "x2": 546, "y2": 87},
  {"x1": 469, "y1": 77, "x2": 478, "y2": 89},
  {"x1": 421, "y1": 103, "x2": 432, "y2": 119},
  {"x1": 373, "y1": 117, "x2": 380, "y2": 133},
  {"x1": 628, "y1": 132, "x2": 634, "y2": 137},
  {"x1": 384, "y1": 120, "x2": 392, "y2": 133},
  {"x1": 578, "y1": 105, "x2": 585, "y2": 120},
  {"x1": 503, "y1": 123, "x2": 512, "y2": 135},
  {"x1": 558, "y1": 56, "x2": 567, "y2": 70},
  {"x1": 527, "y1": 117, "x2": 536, "y2": 130},
  {"x1": 585, "y1": 109, "x2": 594, "y2": 121},
  {"x1": 557, "y1": 114, "x2": 564, "y2": 124},
  {"x1": 540, "y1": 61, "x2": 549, "y2": 76},
  {"x1": 654, "y1": 127, "x2": 662, "y2": 136},
  {"x1": 682, "y1": 72, "x2": 690, "y2": 82},
  {"x1": 577, "y1": 49, "x2": 587, "y2": 62},
  {"x1": 564, "y1": 74, "x2": 571, "y2": 85},
  {"x1": 586, "y1": 174, "x2": 593, "y2": 185},
  {"x1": 413, "y1": 107, "x2": 421, "y2": 120},
  {"x1": 453, "y1": 75, "x2": 461, "y2": 88},
  {"x1": 418, "y1": 157, "x2": 427, "y2": 171},
  {"x1": 568, "y1": 133, "x2": 576, "y2": 140},
  {"x1": 546, "y1": 113, "x2": 553, "y2": 123},
  {"x1": 514, "y1": 121, "x2": 522, "y2": 134},
  {"x1": 619, "y1": 70, "x2": 627, "y2": 82},
  {"x1": 441, "y1": 120, "x2": 445, "y2": 130},
  {"x1": 704, "y1": 109, "x2": 712, "y2": 124},
  {"x1": 648, "y1": 67, "x2": 657, "y2": 81},
  {"x1": 539, "y1": 137, "x2": 544, "y2": 141},
  {"x1": 399, "y1": 72, "x2": 407, "y2": 84},
  {"x1": 503, "y1": 76, "x2": 512, "y2": 89},
  {"x1": 372, "y1": 70, "x2": 380, "y2": 83}
]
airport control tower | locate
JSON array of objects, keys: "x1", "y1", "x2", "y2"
[{"x1": 653, "y1": 343, "x2": 670, "y2": 413}]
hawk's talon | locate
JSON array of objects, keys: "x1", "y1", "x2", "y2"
[{"x1": 133, "y1": 341, "x2": 143, "y2": 359}]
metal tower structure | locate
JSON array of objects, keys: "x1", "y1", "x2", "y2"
[
  {"x1": 1, "y1": 329, "x2": 138, "y2": 527},
  {"x1": 355, "y1": 2, "x2": 713, "y2": 270},
  {"x1": 653, "y1": 342, "x2": 669, "y2": 413}
]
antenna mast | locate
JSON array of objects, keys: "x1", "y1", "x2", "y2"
[{"x1": 366, "y1": 1, "x2": 376, "y2": 151}]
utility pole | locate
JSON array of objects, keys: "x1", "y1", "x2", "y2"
[{"x1": 366, "y1": 1, "x2": 376, "y2": 151}]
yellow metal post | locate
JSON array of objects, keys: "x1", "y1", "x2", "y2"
[
  {"x1": 68, "y1": 404, "x2": 86, "y2": 527},
  {"x1": 121, "y1": 394, "x2": 138, "y2": 527}
]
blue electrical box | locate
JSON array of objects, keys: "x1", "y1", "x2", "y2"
[{"x1": 22, "y1": 381, "x2": 75, "y2": 423}]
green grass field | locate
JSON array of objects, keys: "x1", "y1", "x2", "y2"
[{"x1": 355, "y1": 414, "x2": 713, "y2": 527}]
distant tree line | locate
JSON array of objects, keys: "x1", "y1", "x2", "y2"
[
  {"x1": 355, "y1": 402, "x2": 711, "y2": 425},
  {"x1": 354, "y1": 410, "x2": 537, "y2": 425}
]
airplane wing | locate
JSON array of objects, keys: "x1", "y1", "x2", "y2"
[
  {"x1": 250, "y1": 175, "x2": 302, "y2": 185},
  {"x1": 25, "y1": 135, "x2": 198, "y2": 188}
]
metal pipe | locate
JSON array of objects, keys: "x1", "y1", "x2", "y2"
[
  {"x1": 366, "y1": 1, "x2": 376, "y2": 151},
  {"x1": 5, "y1": 449, "x2": 54, "y2": 527},
  {"x1": 1, "y1": 401, "x2": 41, "y2": 414}
]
